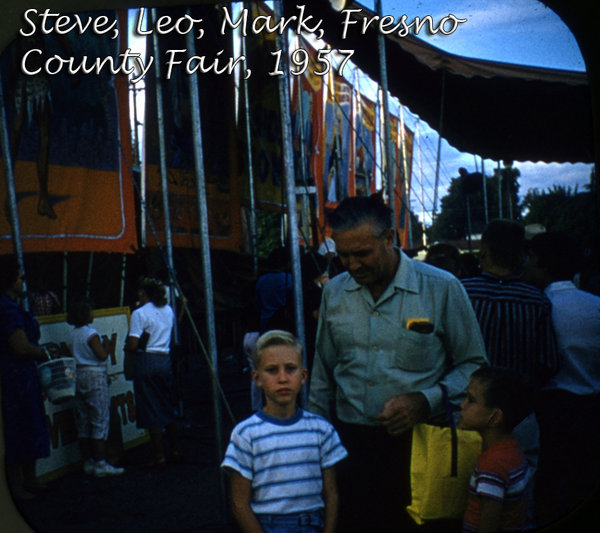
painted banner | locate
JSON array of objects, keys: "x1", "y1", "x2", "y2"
[
  {"x1": 389, "y1": 113, "x2": 415, "y2": 247},
  {"x1": 143, "y1": 6, "x2": 242, "y2": 251},
  {"x1": 400, "y1": 114, "x2": 415, "y2": 246},
  {"x1": 290, "y1": 36, "x2": 326, "y2": 245},
  {"x1": 355, "y1": 94, "x2": 377, "y2": 197},
  {"x1": 241, "y1": 2, "x2": 285, "y2": 209},
  {"x1": 291, "y1": 37, "x2": 324, "y2": 189},
  {"x1": 322, "y1": 73, "x2": 353, "y2": 208},
  {"x1": 0, "y1": 11, "x2": 137, "y2": 254},
  {"x1": 36, "y1": 307, "x2": 146, "y2": 478}
]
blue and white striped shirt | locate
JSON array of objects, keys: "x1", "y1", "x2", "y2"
[{"x1": 221, "y1": 408, "x2": 348, "y2": 514}]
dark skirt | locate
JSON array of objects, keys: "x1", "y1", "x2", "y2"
[
  {"x1": 1, "y1": 361, "x2": 51, "y2": 464},
  {"x1": 133, "y1": 352, "x2": 176, "y2": 429}
]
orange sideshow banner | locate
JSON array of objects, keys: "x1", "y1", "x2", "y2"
[
  {"x1": 291, "y1": 37, "x2": 325, "y2": 189},
  {"x1": 389, "y1": 113, "x2": 415, "y2": 248},
  {"x1": 401, "y1": 118, "x2": 415, "y2": 243},
  {"x1": 290, "y1": 36, "x2": 326, "y2": 242},
  {"x1": 0, "y1": 10, "x2": 137, "y2": 254},
  {"x1": 355, "y1": 94, "x2": 377, "y2": 197},
  {"x1": 143, "y1": 5, "x2": 242, "y2": 251}
]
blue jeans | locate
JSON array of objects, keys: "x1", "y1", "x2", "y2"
[{"x1": 256, "y1": 510, "x2": 324, "y2": 533}]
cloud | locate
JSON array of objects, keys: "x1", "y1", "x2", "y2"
[
  {"x1": 516, "y1": 161, "x2": 593, "y2": 194},
  {"x1": 387, "y1": 0, "x2": 585, "y2": 70}
]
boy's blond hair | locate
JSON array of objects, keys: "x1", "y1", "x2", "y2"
[{"x1": 252, "y1": 330, "x2": 303, "y2": 368}]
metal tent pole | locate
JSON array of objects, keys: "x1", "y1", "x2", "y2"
[
  {"x1": 119, "y1": 253, "x2": 127, "y2": 307},
  {"x1": 184, "y1": 13, "x2": 226, "y2": 519},
  {"x1": 433, "y1": 72, "x2": 446, "y2": 219},
  {"x1": 274, "y1": 0, "x2": 307, "y2": 404},
  {"x1": 131, "y1": 85, "x2": 141, "y2": 166},
  {"x1": 497, "y1": 160, "x2": 503, "y2": 218},
  {"x1": 466, "y1": 195, "x2": 473, "y2": 251},
  {"x1": 375, "y1": 0, "x2": 396, "y2": 235},
  {"x1": 506, "y1": 163, "x2": 514, "y2": 220},
  {"x1": 151, "y1": 8, "x2": 178, "y2": 343},
  {"x1": 482, "y1": 157, "x2": 488, "y2": 224},
  {"x1": 241, "y1": 3, "x2": 258, "y2": 276},
  {"x1": 399, "y1": 104, "x2": 412, "y2": 248},
  {"x1": 353, "y1": 66, "x2": 361, "y2": 194},
  {"x1": 62, "y1": 252, "x2": 68, "y2": 312},
  {"x1": 86, "y1": 251, "x2": 94, "y2": 299},
  {"x1": 416, "y1": 120, "x2": 427, "y2": 246},
  {"x1": 140, "y1": 99, "x2": 148, "y2": 248},
  {"x1": 0, "y1": 71, "x2": 28, "y2": 308}
]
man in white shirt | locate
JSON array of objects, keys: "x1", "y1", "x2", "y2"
[{"x1": 524, "y1": 231, "x2": 600, "y2": 526}]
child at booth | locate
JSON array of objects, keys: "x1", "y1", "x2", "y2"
[{"x1": 67, "y1": 300, "x2": 124, "y2": 477}]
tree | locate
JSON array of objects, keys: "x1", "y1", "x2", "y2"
[
  {"x1": 430, "y1": 161, "x2": 522, "y2": 242},
  {"x1": 522, "y1": 174, "x2": 598, "y2": 247}
]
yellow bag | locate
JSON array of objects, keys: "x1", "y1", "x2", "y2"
[{"x1": 406, "y1": 387, "x2": 482, "y2": 525}]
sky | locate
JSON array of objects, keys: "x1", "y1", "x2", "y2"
[{"x1": 364, "y1": 0, "x2": 595, "y2": 223}]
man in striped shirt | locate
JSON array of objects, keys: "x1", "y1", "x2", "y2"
[
  {"x1": 461, "y1": 220, "x2": 558, "y2": 387},
  {"x1": 461, "y1": 220, "x2": 559, "y2": 529}
]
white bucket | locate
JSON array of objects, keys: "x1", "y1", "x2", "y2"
[{"x1": 38, "y1": 357, "x2": 77, "y2": 404}]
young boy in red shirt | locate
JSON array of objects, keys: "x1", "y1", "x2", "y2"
[{"x1": 460, "y1": 366, "x2": 531, "y2": 532}]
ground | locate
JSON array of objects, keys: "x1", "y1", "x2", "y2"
[{"x1": 12, "y1": 352, "x2": 251, "y2": 533}]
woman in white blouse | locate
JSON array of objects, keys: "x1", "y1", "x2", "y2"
[{"x1": 125, "y1": 277, "x2": 179, "y2": 467}]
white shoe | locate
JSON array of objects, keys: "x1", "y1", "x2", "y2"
[
  {"x1": 93, "y1": 460, "x2": 124, "y2": 477},
  {"x1": 83, "y1": 459, "x2": 96, "y2": 475}
]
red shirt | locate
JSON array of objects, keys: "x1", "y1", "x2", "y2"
[{"x1": 463, "y1": 437, "x2": 529, "y2": 532}]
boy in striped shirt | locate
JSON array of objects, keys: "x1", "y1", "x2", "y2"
[
  {"x1": 459, "y1": 366, "x2": 531, "y2": 532},
  {"x1": 221, "y1": 330, "x2": 347, "y2": 533}
]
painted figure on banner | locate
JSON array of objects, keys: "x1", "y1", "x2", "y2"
[
  {"x1": 0, "y1": 10, "x2": 137, "y2": 255},
  {"x1": 355, "y1": 97, "x2": 376, "y2": 197},
  {"x1": 7, "y1": 29, "x2": 75, "y2": 220},
  {"x1": 324, "y1": 102, "x2": 349, "y2": 204},
  {"x1": 326, "y1": 107, "x2": 343, "y2": 203},
  {"x1": 292, "y1": 83, "x2": 314, "y2": 186}
]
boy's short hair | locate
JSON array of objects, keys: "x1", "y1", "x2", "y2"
[
  {"x1": 252, "y1": 330, "x2": 303, "y2": 368},
  {"x1": 471, "y1": 365, "x2": 532, "y2": 431}
]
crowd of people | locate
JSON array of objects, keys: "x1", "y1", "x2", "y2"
[
  {"x1": 0, "y1": 269, "x2": 180, "y2": 499},
  {"x1": 226, "y1": 195, "x2": 599, "y2": 533},
  {"x1": 1, "y1": 193, "x2": 599, "y2": 532}
]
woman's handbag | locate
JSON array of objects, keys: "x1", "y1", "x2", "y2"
[{"x1": 406, "y1": 385, "x2": 482, "y2": 525}]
